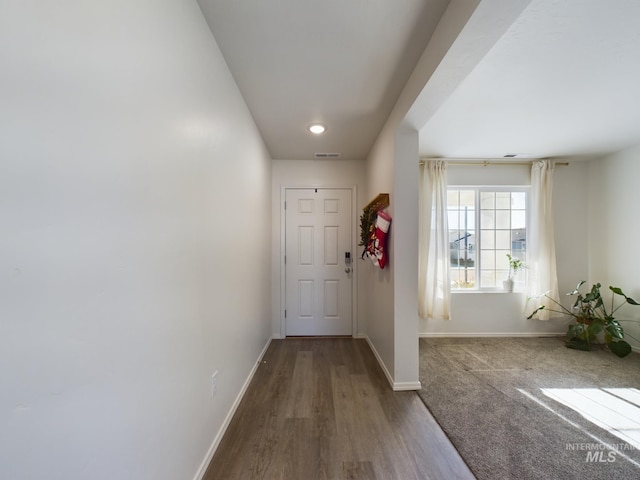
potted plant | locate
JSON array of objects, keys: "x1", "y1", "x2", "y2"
[
  {"x1": 527, "y1": 281, "x2": 640, "y2": 357},
  {"x1": 503, "y1": 253, "x2": 526, "y2": 292}
]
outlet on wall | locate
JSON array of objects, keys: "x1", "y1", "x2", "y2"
[{"x1": 211, "y1": 371, "x2": 218, "y2": 398}]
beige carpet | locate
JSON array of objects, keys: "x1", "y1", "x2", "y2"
[{"x1": 418, "y1": 337, "x2": 640, "y2": 480}]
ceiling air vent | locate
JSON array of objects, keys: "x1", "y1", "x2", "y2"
[{"x1": 314, "y1": 153, "x2": 341, "y2": 159}]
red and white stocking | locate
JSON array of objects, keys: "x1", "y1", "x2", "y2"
[{"x1": 369, "y1": 210, "x2": 391, "y2": 268}]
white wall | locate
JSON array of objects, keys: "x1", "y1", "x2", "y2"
[
  {"x1": 392, "y1": 130, "x2": 421, "y2": 387},
  {"x1": 270, "y1": 159, "x2": 366, "y2": 337},
  {"x1": 361, "y1": 0, "x2": 483, "y2": 389},
  {"x1": 421, "y1": 161, "x2": 589, "y2": 336},
  {"x1": 0, "y1": 2, "x2": 271, "y2": 480},
  {"x1": 363, "y1": 131, "x2": 397, "y2": 382},
  {"x1": 588, "y1": 144, "x2": 640, "y2": 348}
]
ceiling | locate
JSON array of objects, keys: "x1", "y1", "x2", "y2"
[
  {"x1": 198, "y1": 0, "x2": 449, "y2": 160},
  {"x1": 199, "y1": 0, "x2": 640, "y2": 161},
  {"x1": 418, "y1": 0, "x2": 640, "y2": 160}
]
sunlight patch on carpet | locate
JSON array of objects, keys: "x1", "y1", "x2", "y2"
[
  {"x1": 541, "y1": 388, "x2": 640, "y2": 449},
  {"x1": 517, "y1": 388, "x2": 640, "y2": 469}
]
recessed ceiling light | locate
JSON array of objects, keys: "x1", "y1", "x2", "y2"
[{"x1": 308, "y1": 124, "x2": 326, "y2": 134}]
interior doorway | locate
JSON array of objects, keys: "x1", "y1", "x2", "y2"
[{"x1": 284, "y1": 188, "x2": 354, "y2": 336}]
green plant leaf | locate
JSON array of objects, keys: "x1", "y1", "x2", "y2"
[
  {"x1": 568, "y1": 323, "x2": 586, "y2": 339},
  {"x1": 610, "y1": 286, "x2": 625, "y2": 296},
  {"x1": 588, "y1": 322, "x2": 603, "y2": 336},
  {"x1": 527, "y1": 305, "x2": 545, "y2": 320},
  {"x1": 627, "y1": 297, "x2": 640, "y2": 306},
  {"x1": 584, "y1": 291, "x2": 599, "y2": 303},
  {"x1": 609, "y1": 340, "x2": 632, "y2": 358},
  {"x1": 566, "y1": 337, "x2": 590, "y2": 351},
  {"x1": 605, "y1": 321, "x2": 624, "y2": 340},
  {"x1": 567, "y1": 281, "x2": 586, "y2": 296}
]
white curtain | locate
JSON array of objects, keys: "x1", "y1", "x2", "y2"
[
  {"x1": 418, "y1": 160, "x2": 450, "y2": 320},
  {"x1": 527, "y1": 159, "x2": 560, "y2": 320}
]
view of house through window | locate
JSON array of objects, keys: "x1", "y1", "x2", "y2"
[{"x1": 448, "y1": 188, "x2": 527, "y2": 290}]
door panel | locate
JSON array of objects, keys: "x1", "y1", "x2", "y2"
[
  {"x1": 324, "y1": 226, "x2": 339, "y2": 265},
  {"x1": 298, "y1": 226, "x2": 314, "y2": 265},
  {"x1": 285, "y1": 188, "x2": 352, "y2": 336}
]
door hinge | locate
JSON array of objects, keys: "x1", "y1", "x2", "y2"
[
  {"x1": 284, "y1": 201, "x2": 287, "y2": 210},
  {"x1": 284, "y1": 309, "x2": 287, "y2": 318},
  {"x1": 284, "y1": 255, "x2": 286, "y2": 264}
]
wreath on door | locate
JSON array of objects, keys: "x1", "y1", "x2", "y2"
[{"x1": 359, "y1": 195, "x2": 391, "y2": 269}]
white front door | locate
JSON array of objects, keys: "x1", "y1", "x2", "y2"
[{"x1": 285, "y1": 188, "x2": 353, "y2": 336}]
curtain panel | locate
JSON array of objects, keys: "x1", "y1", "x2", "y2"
[
  {"x1": 527, "y1": 159, "x2": 561, "y2": 319},
  {"x1": 418, "y1": 160, "x2": 451, "y2": 320}
]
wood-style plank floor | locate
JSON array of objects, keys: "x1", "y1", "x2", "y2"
[{"x1": 203, "y1": 338, "x2": 474, "y2": 480}]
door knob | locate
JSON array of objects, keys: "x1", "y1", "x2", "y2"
[{"x1": 345, "y1": 268, "x2": 351, "y2": 273}]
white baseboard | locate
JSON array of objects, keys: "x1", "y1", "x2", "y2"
[
  {"x1": 361, "y1": 335, "x2": 394, "y2": 390},
  {"x1": 193, "y1": 336, "x2": 273, "y2": 480},
  {"x1": 419, "y1": 332, "x2": 565, "y2": 338},
  {"x1": 420, "y1": 332, "x2": 640, "y2": 353},
  {"x1": 361, "y1": 335, "x2": 421, "y2": 391},
  {"x1": 393, "y1": 381, "x2": 422, "y2": 391}
]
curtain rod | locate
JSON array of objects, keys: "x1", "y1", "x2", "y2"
[{"x1": 419, "y1": 159, "x2": 570, "y2": 167}]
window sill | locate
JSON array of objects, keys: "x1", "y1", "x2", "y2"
[{"x1": 451, "y1": 290, "x2": 526, "y2": 294}]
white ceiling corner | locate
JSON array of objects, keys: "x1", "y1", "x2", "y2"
[
  {"x1": 417, "y1": 0, "x2": 640, "y2": 160},
  {"x1": 197, "y1": 0, "x2": 640, "y2": 162},
  {"x1": 198, "y1": 0, "x2": 449, "y2": 160}
]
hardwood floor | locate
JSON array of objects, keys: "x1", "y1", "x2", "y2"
[{"x1": 203, "y1": 338, "x2": 474, "y2": 480}]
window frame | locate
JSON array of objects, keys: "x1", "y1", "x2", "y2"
[{"x1": 448, "y1": 185, "x2": 530, "y2": 292}]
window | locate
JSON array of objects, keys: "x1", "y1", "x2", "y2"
[{"x1": 448, "y1": 188, "x2": 527, "y2": 290}]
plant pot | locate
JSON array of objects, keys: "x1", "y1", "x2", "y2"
[{"x1": 503, "y1": 279, "x2": 514, "y2": 292}]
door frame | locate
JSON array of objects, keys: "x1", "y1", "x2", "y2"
[{"x1": 279, "y1": 185, "x2": 358, "y2": 338}]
